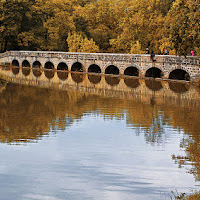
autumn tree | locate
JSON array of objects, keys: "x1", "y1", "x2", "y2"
[
  {"x1": 165, "y1": 0, "x2": 200, "y2": 55},
  {"x1": 109, "y1": 0, "x2": 166, "y2": 54},
  {"x1": 80, "y1": 0, "x2": 127, "y2": 52},
  {"x1": 67, "y1": 32, "x2": 99, "y2": 52}
]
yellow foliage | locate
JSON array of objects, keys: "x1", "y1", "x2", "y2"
[
  {"x1": 67, "y1": 32, "x2": 99, "y2": 53},
  {"x1": 130, "y1": 41, "x2": 145, "y2": 54},
  {"x1": 0, "y1": 0, "x2": 199, "y2": 55}
]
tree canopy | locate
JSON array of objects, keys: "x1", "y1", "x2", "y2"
[{"x1": 0, "y1": 0, "x2": 199, "y2": 55}]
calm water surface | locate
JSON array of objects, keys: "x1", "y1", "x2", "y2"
[{"x1": 0, "y1": 80, "x2": 199, "y2": 200}]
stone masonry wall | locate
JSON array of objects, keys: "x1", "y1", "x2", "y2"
[{"x1": 0, "y1": 51, "x2": 199, "y2": 81}]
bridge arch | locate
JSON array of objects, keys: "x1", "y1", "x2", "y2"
[
  {"x1": 32, "y1": 61, "x2": 42, "y2": 68},
  {"x1": 71, "y1": 62, "x2": 84, "y2": 72},
  {"x1": 22, "y1": 60, "x2": 31, "y2": 76},
  {"x1": 169, "y1": 69, "x2": 190, "y2": 81},
  {"x1": 105, "y1": 65, "x2": 119, "y2": 75},
  {"x1": 11, "y1": 60, "x2": 20, "y2": 75},
  {"x1": 145, "y1": 67, "x2": 163, "y2": 78},
  {"x1": 22, "y1": 60, "x2": 30, "y2": 68},
  {"x1": 57, "y1": 62, "x2": 68, "y2": 71},
  {"x1": 44, "y1": 61, "x2": 55, "y2": 79},
  {"x1": 57, "y1": 62, "x2": 68, "y2": 80},
  {"x1": 44, "y1": 61, "x2": 54, "y2": 69},
  {"x1": 124, "y1": 66, "x2": 139, "y2": 76},
  {"x1": 12, "y1": 59, "x2": 19, "y2": 67},
  {"x1": 88, "y1": 64, "x2": 101, "y2": 73},
  {"x1": 32, "y1": 61, "x2": 42, "y2": 77}
]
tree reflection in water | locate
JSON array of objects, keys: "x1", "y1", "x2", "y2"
[{"x1": 0, "y1": 80, "x2": 199, "y2": 191}]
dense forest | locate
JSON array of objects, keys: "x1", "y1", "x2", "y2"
[{"x1": 0, "y1": 0, "x2": 199, "y2": 55}]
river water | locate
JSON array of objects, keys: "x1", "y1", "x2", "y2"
[{"x1": 0, "y1": 72, "x2": 199, "y2": 200}]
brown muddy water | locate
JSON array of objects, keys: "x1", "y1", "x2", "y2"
[{"x1": 0, "y1": 69, "x2": 199, "y2": 200}]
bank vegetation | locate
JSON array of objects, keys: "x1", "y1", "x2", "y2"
[{"x1": 0, "y1": 0, "x2": 199, "y2": 56}]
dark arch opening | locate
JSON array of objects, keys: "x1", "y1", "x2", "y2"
[
  {"x1": 124, "y1": 67, "x2": 139, "y2": 76},
  {"x1": 57, "y1": 62, "x2": 68, "y2": 71},
  {"x1": 145, "y1": 67, "x2": 162, "y2": 78},
  {"x1": 32, "y1": 61, "x2": 42, "y2": 77},
  {"x1": 44, "y1": 61, "x2": 54, "y2": 79},
  {"x1": 169, "y1": 69, "x2": 190, "y2": 81},
  {"x1": 71, "y1": 73, "x2": 85, "y2": 83},
  {"x1": 22, "y1": 60, "x2": 30, "y2": 76},
  {"x1": 169, "y1": 82, "x2": 190, "y2": 93},
  {"x1": 105, "y1": 65, "x2": 119, "y2": 75},
  {"x1": 44, "y1": 61, "x2": 54, "y2": 70},
  {"x1": 33, "y1": 61, "x2": 41, "y2": 68},
  {"x1": 145, "y1": 80, "x2": 163, "y2": 91},
  {"x1": 11, "y1": 60, "x2": 20, "y2": 74},
  {"x1": 71, "y1": 62, "x2": 83, "y2": 72},
  {"x1": 88, "y1": 64, "x2": 101, "y2": 73},
  {"x1": 124, "y1": 78, "x2": 140, "y2": 88},
  {"x1": 57, "y1": 62, "x2": 68, "y2": 80},
  {"x1": 22, "y1": 60, "x2": 30, "y2": 68},
  {"x1": 12, "y1": 60, "x2": 19, "y2": 67},
  {"x1": 88, "y1": 74, "x2": 101, "y2": 84},
  {"x1": 105, "y1": 76, "x2": 120, "y2": 86}
]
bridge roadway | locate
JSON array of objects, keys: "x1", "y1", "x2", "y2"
[{"x1": 0, "y1": 51, "x2": 199, "y2": 82}]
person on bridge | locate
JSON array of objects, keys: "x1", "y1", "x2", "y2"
[
  {"x1": 164, "y1": 47, "x2": 169, "y2": 55},
  {"x1": 151, "y1": 51, "x2": 156, "y2": 62},
  {"x1": 145, "y1": 48, "x2": 150, "y2": 54},
  {"x1": 191, "y1": 50, "x2": 195, "y2": 56}
]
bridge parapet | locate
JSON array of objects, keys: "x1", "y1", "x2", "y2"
[{"x1": 2, "y1": 50, "x2": 198, "y2": 65}]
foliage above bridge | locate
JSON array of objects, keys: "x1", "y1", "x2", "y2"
[{"x1": 0, "y1": 0, "x2": 199, "y2": 56}]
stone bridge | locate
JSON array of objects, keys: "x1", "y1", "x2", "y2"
[{"x1": 0, "y1": 51, "x2": 199, "y2": 81}]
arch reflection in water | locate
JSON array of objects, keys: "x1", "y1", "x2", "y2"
[
  {"x1": 22, "y1": 67, "x2": 31, "y2": 76},
  {"x1": 88, "y1": 74, "x2": 101, "y2": 84},
  {"x1": 57, "y1": 71, "x2": 68, "y2": 81},
  {"x1": 169, "y1": 82, "x2": 190, "y2": 94},
  {"x1": 22, "y1": 60, "x2": 31, "y2": 76},
  {"x1": 169, "y1": 69, "x2": 190, "y2": 81},
  {"x1": 32, "y1": 61, "x2": 42, "y2": 77},
  {"x1": 145, "y1": 79, "x2": 163, "y2": 91},
  {"x1": 145, "y1": 67, "x2": 162, "y2": 78},
  {"x1": 71, "y1": 72, "x2": 85, "y2": 83},
  {"x1": 124, "y1": 77, "x2": 140, "y2": 88},
  {"x1": 12, "y1": 67, "x2": 20, "y2": 75},
  {"x1": 44, "y1": 61, "x2": 55, "y2": 79},
  {"x1": 105, "y1": 76, "x2": 120, "y2": 86}
]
